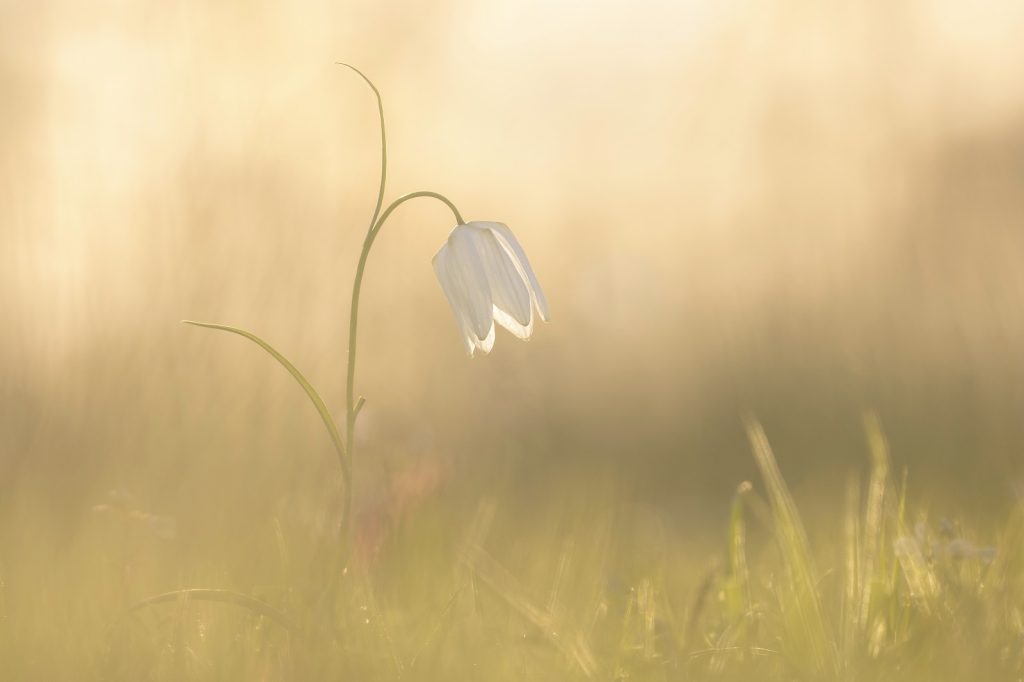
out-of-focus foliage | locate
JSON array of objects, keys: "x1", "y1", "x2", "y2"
[{"x1": 2, "y1": 1, "x2": 1023, "y2": 679}]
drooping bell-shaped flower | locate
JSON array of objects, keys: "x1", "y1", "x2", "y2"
[{"x1": 432, "y1": 221, "x2": 550, "y2": 356}]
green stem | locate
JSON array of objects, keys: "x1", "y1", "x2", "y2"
[
  {"x1": 336, "y1": 63, "x2": 387, "y2": 236},
  {"x1": 339, "y1": 69, "x2": 464, "y2": 544},
  {"x1": 331, "y1": 67, "x2": 467, "y2": 580},
  {"x1": 337, "y1": 62, "x2": 388, "y2": 555},
  {"x1": 344, "y1": 190, "x2": 465, "y2": 454}
]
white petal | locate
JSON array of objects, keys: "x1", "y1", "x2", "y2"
[
  {"x1": 446, "y1": 226, "x2": 495, "y2": 341},
  {"x1": 432, "y1": 245, "x2": 477, "y2": 354},
  {"x1": 492, "y1": 306, "x2": 533, "y2": 340},
  {"x1": 471, "y1": 227, "x2": 532, "y2": 330},
  {"x1": 478, "y1": 222, "x2": 550, "y2": 322},
  {"x1": 474, "y1": 322, "x2": 496, "y2": 355}
]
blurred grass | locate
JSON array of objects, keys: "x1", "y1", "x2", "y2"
[{"x1": 2, "y1": 415, "x2": 1022, "y2": 680}]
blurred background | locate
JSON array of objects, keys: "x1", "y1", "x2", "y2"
[{"x1": 2, "y1": 0, "x2": 1024, "y2": 631}]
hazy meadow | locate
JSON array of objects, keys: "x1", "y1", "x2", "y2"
[{"x1": 2, "y1": 1, "x2": 1024, "y2": 679}]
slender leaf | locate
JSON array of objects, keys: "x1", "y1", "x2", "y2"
[{"x1": 182, "y1": 320, "x2": 348, "y2": 478}]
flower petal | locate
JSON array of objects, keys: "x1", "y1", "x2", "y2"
[
  {"x1": 478, "y1": 222, "x2": 550, "y2": 322},
  {"x1": 432, "y1": 244, "x2": 477, "y2": 354},
  {"x1": 472, "y1": 227, "x2": 532, "y2": 330},
  {"x1": 492, "y1": 306, "x2": 533, "y2": 340},
  {"x1": 475, "y1": 321, "x2": 496, "y2": 355},
  {"x1": 446, "y1": 226, "x2": 495, "y2": 342}
]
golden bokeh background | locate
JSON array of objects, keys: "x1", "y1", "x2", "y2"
[{"x1": 3, "y1": 0, "x2": 1024, "y2": 604}]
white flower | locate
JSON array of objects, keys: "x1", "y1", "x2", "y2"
[{"x1": 432, "y1": 221, "x2": 550, "y2": 356}]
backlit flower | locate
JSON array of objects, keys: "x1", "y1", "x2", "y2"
[{"x1": 432, "y1": 221, "x2": 550, "y2": 356}]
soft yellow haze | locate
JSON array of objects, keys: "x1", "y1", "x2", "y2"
[
  {"x1": 2, "y1": 0, "x2": 1024, "y2": 555},
  {"x1": 4, "y1": 2, "x2": 1024, "y2": 679}
]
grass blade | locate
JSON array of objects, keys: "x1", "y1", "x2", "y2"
[
  {"x1": 124, "y1": 588, "x2": 301, "y2": 636},
  {"x1": 744, "y1": 416, "x2": 837, "y2": 678}
]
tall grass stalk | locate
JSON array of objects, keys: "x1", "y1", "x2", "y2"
[{"x1": 744, "y1": 416, "x2": 838, "y2": 678}]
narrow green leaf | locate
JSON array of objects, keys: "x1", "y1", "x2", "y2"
[{"x1": 182, "y1": 320, "x2": 348, "y2": 477}]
